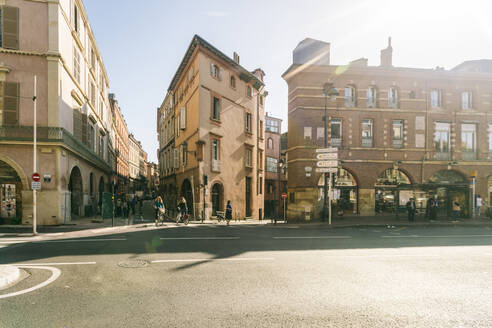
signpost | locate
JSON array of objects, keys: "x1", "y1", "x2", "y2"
[
  {"x1": 32, "y1": 76, "x2": 38, "y2": 235},
  {"x1": 316, "y1": 147, "x2": 338, "y2": 225},
  {"x1": 281, "y1": 193, "x2": 287, "y2": 222}
]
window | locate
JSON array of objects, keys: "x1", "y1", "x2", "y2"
[
  {"x1": 259, "y1": 120, "x2": 263, "y2": 139},
  {"x1": 289, "y1": 192, "x2": 295, "y2": 204},
  {"x1": 331, "y1": 118, "x2": 342, "y2": 147},
  {"x1": 461, "y1": 123, "x2": 476, "y2": 159},
  {"x1": 267, "y1": 138, "x2": 273, "y2": 149},
  {"x1": 304, "y1": 127, "x2": 312, "y2": 140},
  {"x1": 246, "y1": 85, "x2": 253, "y2": 98},
  {"x1": 489, "y1": 124, "x2": 492, "y2": 159},
  {"x1": 210, "y1": 63, "x2": 222, "y2": 80},
  {"x1": 367, "y1": 86, "x2": 377, "y2": 108},
  {"x1": 266, "y1": 119, "x2": 279, "y2": 132},
  {"x1": 90, "y1": 82, "x2": 96, "y2": 107},
  {"x1": 230, "y1": 75, "x2": 236, "y2": 89},
  {"x1": 90, "y1": 48, "x2": 95, "y2": 69},
  {"x1": 0, "y1": 81, "x2": 19, "y2": 126},
  {"x1": 388, "y1": 87, "x2": 398, "y2": 108},
  {"x1": 99, "y1": 134, "x2": 104, "y2": 157},
  {"x1": 317, "y1": 127, "x2": 324, "y2": 141},
  {"x1": 188, "y1": 67, "x2": 194, "y2": 82},
  {"x1": 212, "y1": 139, "x2": 219, "y2": 160},
  {"x1": 246, "y1": 113, "x2": 252, "y2": 133},
  {"x1": 430, "y1": 89, "x2": 442, "y2": 108},
  {"x1": 434, "y1": 122, "x2": 450, "y2": 157},
  {"x1": 246, "y1": 148, "x2": 252, "y2": 167},
  {"x1": 462, "y1": 91, "x2": 472, "y2": 110},
  {"x1": 212, "y1": 96, "x2": 221, "y2": 120},
  {"x1": 345, "y1": 85, "x2": 356, "y2": 107},
  {"x1": 392, "y1": 120, "x2": 403, "y2": 148},
  {"x1": 73, "y1": 4, "x2": 79, "y2": 33},
  {"x1": 259, "y1": 150, "x2": 264, "y2": 170},
  {"x1": 73, "y1": 47, "x2": 80, "y2": 83},
  {"x1": 266, "y1": 157, "x2": 278, "y2": 172},
  {"x1": 88, "y1": 124, "x2": 95, "y2": 151},
  {"x1": 0, "y1": 6, "x2": 19, "y2": 49},
  {"x1": 361, "y1": 119, "x2": 373, "y2": 147}
]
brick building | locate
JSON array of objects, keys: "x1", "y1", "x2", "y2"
[{"x1": 283, "y1": 37, "x2": 492, "y2": 221}]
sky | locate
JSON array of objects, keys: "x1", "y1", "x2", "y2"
[{"x1": 83, "y1": 0, "x2": 492, "y2": 162}]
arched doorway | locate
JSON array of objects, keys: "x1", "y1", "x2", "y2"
[
  {"x1": 180, "y1": 179, "x2": 193, "y2": 215},
  {"x1": 318, "y1": 168, "x2": 358, "y2": 216},
  {"x1": 428, "y1": 170, "x2": 469, "y2": 218},
  {"x1": 211, "y1": 183, "x2": 223, "y2": 216},
  {"x1": 68, "y1": 166, "x2": 83, "y2": 217},
  {"x1": 375, "y1": 168, "x2": 412, "y2": 214},
  {"x1": 0, "y1": 160, "x2": 22, "y2": 224}
]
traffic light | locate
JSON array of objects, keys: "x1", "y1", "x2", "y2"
[{"x1": 203, "y1": 175, "x2": 208, "y2": 186}]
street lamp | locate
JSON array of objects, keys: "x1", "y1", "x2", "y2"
[
  {"x1": 276, "y1": 158, "x2": 285, "y2": 224},
  {"x1": 322, "y1": 83, "x2": 339, "y2": 222}
]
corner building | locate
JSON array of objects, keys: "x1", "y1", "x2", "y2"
[
  {"x1": 283, "y1": 37, "x2": 492, "y2": 221},
  {"x1": 159, "y1": 35, "x2": 266, "y2": 220}
]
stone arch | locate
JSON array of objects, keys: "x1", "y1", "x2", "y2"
[
  {"x1": 376, "y1": 168, "x2": 412, "y2": 185},
  {"x1": 0, "y1": 159, "x2": 24, "y2": 222},
  {"x1": 428, "y1": 169, "x2": 467, "y2": 184},
  {"x1": 0, "y1": 153, "x2": 28, "y2": 190}
]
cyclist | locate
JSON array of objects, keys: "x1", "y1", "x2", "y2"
[
  {"x1": 177, "y1": 197, "x2": 188, "y2": 223},
  {"x1": 154, "y1": 196, "x2": 164, "y2": 223}
]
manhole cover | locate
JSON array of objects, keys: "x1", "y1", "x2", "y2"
[{"x1": 118, "y1": 260, "x2": 149, "y2": 268}]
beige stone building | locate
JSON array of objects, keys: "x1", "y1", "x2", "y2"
[
  {"x1": 0, "y1": 0, "x2": 115, "y2": 224},
  {"x1": 283, "y1": 37, "x2": 492, "y2": 221},
  {"x1": 109, "y1": 93, "x2": 129, "y2": 194},
  {"x1": 158, "y1": 35, "x2": 267, "y2": 220}
]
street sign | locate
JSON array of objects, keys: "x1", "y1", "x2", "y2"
[
  {"x1": 316, "y1": 167, "x2": 338, "y2": 173},
  {"x1": 281, "y1": 193, "x2": 287, "y2": 199},
  {"x1": 316, "y1": 147, "x2": 337, "y2": 153},
  {"x1": 31, "y1": 181, "x2": 41, "y2": 190},
  {"x1": 32, "y1": 172, "x2": 40, "y2": 182},
  {"x1": 316, "y1": 153, "x2": 338, "y2": 160},
  {"x1": 316, "y1": 160, "x2": 338, "y2": 167}
]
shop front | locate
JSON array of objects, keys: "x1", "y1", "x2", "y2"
[
  {"x1": 318, "y1": 168, "x2": 358, "y2": 216},
  {"x1": 374, "y1": 168, "x2": 413, "y2": 215},
  {"x1": 0, "y1": 160, "x2": 23, "y2": 224}
]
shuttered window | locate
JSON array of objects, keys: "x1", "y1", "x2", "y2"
[
  {"x1": 73, "y1": 108, "x2": 82, "y2": 141},
  {"x1": 180, "y1": 107, "x2": 186, "y2": 130},
  {"x1": 73, "y1": 47, "x2": 80, "y2": 83},
  {"x1": 0, "y1": 81, "x2": 19, "y2": 125},
  {"x1": 1, "y1": 6, "x2": 19, "y2": 50}
]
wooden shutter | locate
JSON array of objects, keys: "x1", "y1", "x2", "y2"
[
  {"x1": 210, "y1": 63, "x2": 214, "y2": 76},
  {"x1": 180, "y1": 107, "x2": 186, "y2": 130},
  {"x1": 2, "y1": 6, "x2": 19, "y2": 50},
  {"x1": 219, "y1": 68, "x2": 223, "y2": 81},
  {"x1": 72, "y1": 109, "x2": 82, "y2": 140},
  {"x1": 2, "y1": 81, "x2": 19, "y2": 125},
  {"x1": 81, "y1": 113, "x2": 88, "y2": 145},
  {"x1": 173, "y1": 148, "x2": 179, "y2": 168}
]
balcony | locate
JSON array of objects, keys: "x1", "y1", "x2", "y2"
[
  {"x1": 212, "y1": 159, "x2": 221, "y2": 172},
  {"x1": 462, "y1": 151, "x2": 477, "y2": 161},
  {"x1": 331, "y1": 138, "x2": 342, "y2": 148},
  {"x1": 0, "y1": 126, "x2": 111, "y2": 172},
  {"x1": 362, "y1": 137, "x2": 373, "y2": 148},
  {"x1": 393, "y1": 139, "x2": 403, "y2": 149},
  {"x1": 435, "y1": 152, "x2": 451, "y2": 160}
]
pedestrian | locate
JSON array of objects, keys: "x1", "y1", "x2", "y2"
[
  {"x1": 476, "y1": 195, "x2": 483, "y2": 217},
  {"x1": 451, "y1": 198, "x2": 461, "y2": 221},
  {"x1": 131, "y1": 196, "x2": 136, "y2": 216},
  {"x1": 425, "y1": 196, "x2": 432, "y2": 220},
  {"x1": 225, "y1": 200, "x2": 232, "y2": 226},
  {"x1": 154, "y1": 196, "x2": 164, "y2": 221},
  {"x1": 429, "y1": 197, "x2": 438, "y2": 221},
  {"x1": 122, "y1": 195, "x2": 129, "y2": 218},
  {"x1": 177, "y1": 197, "x2": 187, "y2": 222},
  {"x1": 406, "y1": 197, "x2": 416, "y2": 222},
  {"x1": 138, "y1": 196, "x2": 143, "y2": 216},
  {"x1": 116, "y1": 197, "x2": 122, "y2": 217}
]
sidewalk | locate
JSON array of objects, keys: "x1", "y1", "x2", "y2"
[{"x1": 0, "y1": 265, "x2": 20, "y2": 290}]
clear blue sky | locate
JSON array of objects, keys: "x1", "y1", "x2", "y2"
[{"x1": 84, "y1": 0, "x2": 492, "y2": 162}]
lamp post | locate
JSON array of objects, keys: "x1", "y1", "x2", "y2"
[
  {"x1": 322, "y1": 83, "x2": 339, "y2": 222},
  {"x1": 276, "y1": 158, "x2": 285, "y2": 225}
]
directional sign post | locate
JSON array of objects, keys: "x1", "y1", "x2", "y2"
[
  {"x1": 317, "y1": 153, "x2": 338, "y2": 160},
  {"x1": 316, "y1": 167, "x2": 338, "y2": 173},
  {"x1": 316, "y1": 147, "x2": 338, "y2": 226},
  {"x1": 316, "y1": 160, "x2": 338, "y2": 168}
]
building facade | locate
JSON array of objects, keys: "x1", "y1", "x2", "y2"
[
  {"x1": 264, "y1": 114, "x2": 286, "y2": 219},
  {"x1": 109, "y1": 93, "x2": 129, "y2": 194},
  {"x1": 283, "y1": 37, "x2": 492, "y2": 221},
  {"x1": 158, "y1": 35, "x2": 267, "y2": 220},
  {"x1": 0, "y1": 0, "x2": 114, "y2": 224}
]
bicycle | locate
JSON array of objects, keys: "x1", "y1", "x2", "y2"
[
  {"x1": 176, "y1": 211, "x2": 190, "y2": 225},
  {"x1": 216, "y1": 211, "x2": 225, "y2": 223},
  {"x1": 155, "y1": 208, "x2": 166, "y2": 227}
]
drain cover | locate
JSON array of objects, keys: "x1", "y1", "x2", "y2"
[{"x1": 118, "y1": 260, "x2": 149, "y2": 268}]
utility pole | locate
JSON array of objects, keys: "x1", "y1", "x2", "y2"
[{"x1": 33, "y1": 76, "x2": 37, "y2": 235}]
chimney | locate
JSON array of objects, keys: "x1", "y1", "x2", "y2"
[
  {"x1": 108, "y1": 93, "x2": 115, "y2": 100},
  {"x1": 233, "y1": 52, "x2": 240, "y2": 64},
  {"x1": 252, "y1": 68, "x2": 265, "y2": 82},
  {"x1": 380, "y1": 37, "x2": 393, "y2": 67}
]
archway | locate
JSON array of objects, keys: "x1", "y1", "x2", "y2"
[
  {"x1": 428, "y1": 170, "x2": 469, "y2": 218},
  {"x1": 211, "y1": 182, "x2": 224, "y2": 216},
  {"x1": 68, "y1": 166, "x2": 83, "y2": 217},
  {"x1": 318, "y1": 168, "x2": 358, "y2": 215},
  {"x1": 374, "y1": 168, "x2": 412, "y2": 213},
  {"x1": 180, "y1": 179, "x2": 193, "y2": 215},
  {"x1": 0, "y1": 160, "x2": 22, "y2": 224}
]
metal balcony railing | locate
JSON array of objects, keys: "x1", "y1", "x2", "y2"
[
  {"x1": 362, "y1": 137, "x2": 373, "y2": 148},
  {"x1": 212, "y1": 159, "x2": 221, "y2": 172},
  {"x1": 462, "y1": 151, "x2": 477, "y2": 161},
  {"x1": 393, "y1": 139, "x2": 403, "y2": 149},
  {"x1": 0, "y1": 126, "x2": 111, "y2": 172},
  {"x1": 331, "y1": 138, "x2": 342, "y2": 147},
  {"x1": 435, "y1": 152, "x2": 451, "y2": 160}
]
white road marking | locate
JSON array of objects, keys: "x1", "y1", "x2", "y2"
[
  {"x1": 382, "y1": 234, "x2": 492, "y2": 238},
  {"x1": 152, "y1": 257, "x2": 274, "y2": 263},
  {"x1": 11, "y1": 262, "x2": 96, "y2": 266},
  {"x1": 273, "y1": 236, "x2": 352, "y2": 239},
  {"x1": 0, "y1": 265, "x2": 61, "y2": 299},
  {"x1": 160, "y1": 237, "x2": 239, "y2": 240},
  {"x1": 34, "y1": 238, "x2": 127, "y2": 243}
]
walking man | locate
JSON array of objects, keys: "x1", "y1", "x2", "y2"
[
  {"x1": 406, "y1": 197, "x2": 416, "y2": 222},
  {"x1": 476, "y1": 195, "x2": 483, "y2": 217}
]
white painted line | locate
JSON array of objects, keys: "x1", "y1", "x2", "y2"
[
  {"x1": 0, "y1": 241, "x2": 32, "y2": 244},
  {"x1": 382, "y1": 234, "x2": 492, "y2": 238},
  {"x1": 160, "y1": 237, "x2": 239, "y2": 240},
  {"x1": 152, "y1": 257, "x2": 274, "y2": 263},
  {"x1": 11, "y1": 262, "x2": 96, "y2": 266},
  {"x1": 34, "y1": 238, "x2": 127, "y2": 243},
  {"x1": 273, "y1": 236, "x2": 352, "y2": 239},
  {"x1": 0, "y1": 266, "x2": 61, "y2": 299},
  {"x1": 326, "y1": 254, "x2": 439, "y2": 258}
]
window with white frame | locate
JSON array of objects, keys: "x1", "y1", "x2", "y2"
[
  {"x1": 367, "y1": 86, "x2": 377, "y2": 108},
  {"x1": 392, "y1": 120, "x2": 403, "y2": 148},
  {"x1": 317, "y1": 127, "x2": 324, "y2": 141},
  {"x1": 331, "y1": 119, "x2": 342, "y2": 147},
  {"x1": 462, "y1": 91, "x2": 472, "y2": 110},
  {"x1": 73, "y1": 47, "x2": 80, "y2": 83},
  {"x1": 434, "y1": 122, "x2": 450, "y2": 153},
  {"x1": 266, "y1": 119, "x2": 279, "y2": 132},
  {"x1": 212, "y1": 96, "x2": 221, "y2": 120},
  {"x1": 388, "y1": 87, "x2": 398, "y2": 108},
  {"x1": 430, "y1": 89, "x2": 442, "y2": 108},
  {"x1": 361, "y1": 119, "x2": 373, "y2": 147},
  {"x1": 304, "y1": 127, "x2": 312, "y2": 140},
  {"x1": 246, "y1": 113, "x2": 252, "y2": 133},
  {"x1": 266, "y1": 156, "x2": 278, "y2": 173},
  {"x1": 246, "y1": 148, "x2": 252, "y2": 167},
  {"x1": 345, "y1": 85, "x2": 356, "y2": 107},
  {"x1": 267, "y1": 138, "x2": 273, "y2": 149},
  {"x1": 461, "y1": 123, "x2": 476, "y2": 153},
  {"x1": 210, "y1": 63, "x2": 222, "y2": 80}
]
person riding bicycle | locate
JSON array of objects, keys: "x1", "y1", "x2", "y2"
[{"x1": 177, "y1": 197, "x2": 188, "y2": 222}]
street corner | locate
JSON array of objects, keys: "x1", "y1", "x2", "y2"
[{"x1": 0, "y1": 265, "x2": 21, "y2": 290}]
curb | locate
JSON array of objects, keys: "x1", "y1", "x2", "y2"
[{"x1": 0, "y1": 265, "x2": 20, "y2": 289}]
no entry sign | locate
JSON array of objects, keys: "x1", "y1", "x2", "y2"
[{"x1": 32, "y1": 173, "x2": 40, "y2": 182}]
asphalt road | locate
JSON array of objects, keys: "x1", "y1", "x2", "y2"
[{"x1": 2, "y1": 224, "x2": 492, "y2": 327}]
